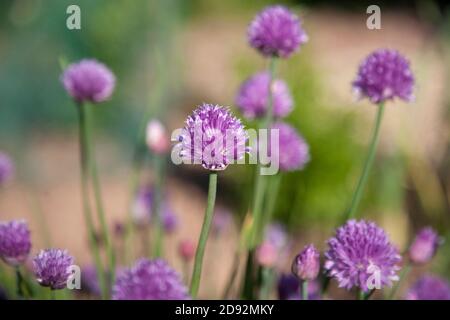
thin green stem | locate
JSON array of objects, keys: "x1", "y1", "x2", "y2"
[
  {"x1": 302, "y1": 281, "x2": 308, "y2": 300},
  {"x1": 259, "y1": 267, "x2": 274, "y2": 299},
  {"x1": 190, "y1": 172, "x2": 218, "y2": 298},
  {"x1": 222, "y1": 251, "x2": 240, "y2": 299},
  {"x1": 84, "y1": 106, "x2": 116, "y2": 289},
  {"x1": 358, "y1": 289, "x2": 365, "y2": 300},
  {"x1": 50, "y1": 289, "x2": 56, "y2": 300},
  {"x1": 15, "y1": 267, "x2": 24, "y2": 299},
  {"x1": 152, "y1": 155, "x2": 165, "y2": 258},
  {"x1": 260, "y1": 174, "x2": 281, "y2": 237},
  {"x1": 345, "y1": 102, "x2": 385, "y2": 220},
  {"x1": 388, "y1": 263, "x2": 411, "y2": 300},
  {"x1": 77, "y1": 104, "x2": 107, "y2": 300}
]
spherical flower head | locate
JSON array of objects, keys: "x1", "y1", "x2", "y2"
[
  {"x1": 0, "y1": 220, "x2": 31, "y2": 266},
  {"x1": 146, "y1": 120, "x2": 170, "y2": 155},
  {"x1": 61, "y1": 59, "x2": 115, "y2": 103},
  {"x1": 248, "y1": 5, "x2": 308, "y2": 58},
  {"x1": 353, "y1": 49, "x2": 414, "y2": 104},
  {"x1": 292, "y1": 244, "x2": 320, "y2": 281},
  {"x1": 406, "y1": 275, "x2": 450, "y2": 300},
  {"x1": 256, "y1": 241, "x2": 278, "y2": 268},
  {"x1": 33, "y1": 249, "x2": 74, "y2": 290},
  {"x1": 409, "y1": 227, "x2": 442, "y2": 265},
  {"x1": 235, "y1": 72, "x2": 293, "y2": 119},
  {"x1": 324, "y1": 219, "x2": 401, "y2": 291},
  {"x1": 112, "y1": 258, "x2": 189, "y2": 300},
  {"x1": 176, "y1": 103, "x2": 249, "y2": 171},
  {"x1": 0, "y1": 152, "x2": 14, "y2": 185},
  {"x1": 178, "y1": 240, "x2": 195, "y2": 262},
  {"x1": 271, "y1": 122, "x2": 310, "y2": 172}
]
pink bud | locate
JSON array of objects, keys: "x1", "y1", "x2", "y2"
[
  {"x1": 178, "y1": 239, "x2": 195, "y2": 262},
  {"x1": 256, "y1": 241, "x2": 277, "y2": 268},
  {"x1": 146, "y1": 120, "x2": 170, "y2": 155}
]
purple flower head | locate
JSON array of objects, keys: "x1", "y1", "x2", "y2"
[
  {"x1": 176, "y1": 104, "x2": 249, "y2": 171},
  {"x1": 0, "y1": 220, "x2": 31, "y2": 266},
  {"x1": 406, "y1": 275, "x2": 450, "y2": 300},
  {"x1": 353, "y1": 49, "x2": 414, "y2": 104},
  {"x1": 112, "y1": 258, "x2": 189, "y2": 300},
  {"x1": 292, "y1": 244, "x2": 320, "y2": 281},
  {"x1": 33, "y1": 249, "x2": 74, "y2": 290},
  {"x1": 0, "y1": 152, "x2": 14, "y2": 185},
  {"x1": 212, "y1": 208, "x2": 232, "y2": 237},
  {"x1": 324, "y1": 219, "x2": 401, "y2": 291},
  {"x1": 61, "y1": 59, "x2": 116, "y2": 103},
  {"x1": 161, "y1": 206, "x2": 178, "y2": 234},
  {"x1": 236, "y1": 72, "x2": 293, "y2": 119},
  {"x1": 270, "y1": 122, "x2": 310, "y2": 172},
  {"x1": 81, "y1": 265, "x2": 101, "y2": 296},
  {"x1": 278, "y1": 274, "x2": 320, "y2": 300},
  {"x1": 409, "y1": 227, "x2": 442, "y2": 265},
  {"x1": 248, "y1": 6, "x2": 308, "y2": 58}
]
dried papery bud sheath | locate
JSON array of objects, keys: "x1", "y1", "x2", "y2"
[
  {"x1": 0, "y1": 220, "x2": 31, "y2": 267},
  {"x1": 0, "y1": 152, "x2": 14, "y2": 185},
  {"x1": 178, "y1": 240, "x2": 195, "y2": 262},
  {"x1": 248, "y1": 5, "x2": 308, "y2": 58},
  {"x1": 61, "y1": 59, "x2": 116, "y2": 104},
  {"x1": 324, "y1": 219, "x2": 401, "y2": 292},
  {"x1": 270, "y1": 122, "x2": 310, "y2": 172},
  {"x1": 405, "y1": 275, "x2": 450, "y2": 300},
  {"x1": 146, "y1": 120, "x2": 170, "y2": 155},
  {"x1": 112, "y1": 258, "x2": 189, "y2": 300},
  {"x1": 33, "y1": 249, "x2": 74, "y2": 290},
  {"x1": 408, "y1": 227, "x2": 442, "y2": 265},
  {"x1": 291, "y1": 244, "x2": 320, "y2": 281},
  {"x1": 256, "y1": 241, "x2": 278, "y2": 268},
  {"x1": 176, "y1": 103, "x2": 249, "y2": 171},
  {"x1": 353, "y1": 49, "x2": 414, "y2": 104},
  {"x1": 236, "y1": 72, "x2": 293, "y2": 120}
]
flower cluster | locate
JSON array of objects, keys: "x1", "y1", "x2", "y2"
[
  {"x1": 0, "y1": 220, "x2": 31, "y2": 266},
  {"x1": 406, "y1": 275, "x2": 450, "y2": 300},
  {"x1": 33, "y1": 249, "x2": 74, "y2": 290}
]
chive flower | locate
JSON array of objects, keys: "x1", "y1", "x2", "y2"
[
  {"x1": 0, "y1": 220, "x2": 31, "y2": 266},
  {"x1": 406, "y1": 275, "x2": 450, "y2": 300},
  {"x1": 408, "y1": 227, "x2": 442, "y2": 265},
  {"x1": 0, "y1": 152, "x2": 14, "y2": 185},
  {"x1": 236, "y1": 72, "x2": 293, "y2": 119},
  {"x1": 353, "y1": 49, "x2": 414, "y2": 104},
  {"x1": 291, "y1": 244, "x2": 320, "y2": 281},
  {"x1": 61, "y1": 59, "x2": 116, "y2": 103},
  {"x1": 176, "y1": 103, "x2": 249, "y2": 171},
  {"x1": 33, "y1": 249, "x2": 74, "y2": 290},
  {"x1": 324, "y1": 220, "x2": 401, "y2": 291},
  {"x1": 248, "y1": 5, "x2": 308, "y2": 58},
  {"x1": 112, "y1": 259, "x2": 189, "y2": 300}
]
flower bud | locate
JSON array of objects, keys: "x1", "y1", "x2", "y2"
[
  {"x1": 178, "y1": 240, "x2": 195, "y2": 262},
  {"x1": 291, "y1": 244, "x2": 320, "y2": 281},
  {"x1": 146, "y1": 120, "x2": 170, "y2": 155},
  {"x1": 256, "y1": 241, "x2": 277, "y2": 268},
  {"x1": 409, "y1": 227, "x2": 442, "y2": 265}
]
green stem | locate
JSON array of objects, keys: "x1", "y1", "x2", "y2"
[
  {"x1": 241, "y1": 250, "x2": 255, "y2": 299},
  {"x1": 358, "y1": 289, "x2": 365, "y2": 300},
  {"x1": 222, "y1": 251, "x2": 240, "y2": 299},
  {"x1": 152, "y1": 155, "x2": 165, "y2": 258},
  {"x1": 302, "y1": 281, "x2": 308, "y2": 300},
  {"x1": 388, "y1": 263, "x2": 411, "y2": 300},
  {"x1": 84, "y1": 106, "x2": 116, "y2": 290},
  {"x1": 190, "y1": 172, "x2": 218, "y2": 298},
  {"x1": 345, "y1": 102, "x2": 385, "y2": 220},
  {"x1": 50, "y1": 289, "x2": 56, "y2": 300},
  {"x1": 259, "y1": 267, "x2": 274, "y2": 299},
  {"x1": 15, "y1": 267, "x2": 24, "y2": 299},
  {"x1": 260, "y1": 174, "x2": 281, "y2": 237},
  {"x1": 76, "y1": 104, "x2": 107, "y2": 300}
]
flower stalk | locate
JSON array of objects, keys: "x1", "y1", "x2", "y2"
[
  {"x1": 302, "y1": 281, "x2": 308, "y2": 300},
  {"x1": 190, "y1": 172, "x2": 218, "y2": 297}
]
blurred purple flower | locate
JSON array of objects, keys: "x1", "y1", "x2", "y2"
[
  {"x1": 0, "y1": 152, "x2": 14, "y2": 185},
  {"x1": 265, "y1": 223, "x2": 288, "y2": 250},
  {"x1": 277, "y1": 274, "x2": 320, "y2": 300},
  {"x1": 211, "y1": 208, "x2": 232, "y2": 237},
  {"x1": 406, "y1": 275, "x2": 450, "y2": 300},
  {"x1": 178, "y1": 239, "x2": 195, "y2": 262},
  {"x1": 33, "y1": 249, "x2": 74, "y2": 290},
  {"x1": 324, "y1": 219, "x2": 401, "y2": 291},
  {"x1": 0, "y1": 220, "x2": 31, "y2": 266},
  {"x1": 256, "y1": 241, "x2": 278, "y2": 268},
  {"x1": 271, "y1": 121, "x2": 310, "y2": 172},
  {"x1": 353, "y1": 49, "x2": 414, "y2": 104},
  {"x1": 146, "y1": 120, "x2": 170, "y2": 155},
  {"x1": 236, "y1": 72, "x2": 293, "y2": 120},
  {"x1": 248, "y1": 5, "x2": 308, "y2": 58},
  {"x1": 61, "y1": 59, "x2": 115, "y2": 103},
  {"x1": 176, "y1": 103, "x2": 249, "y2": 171},
  {"x1": 292, "y1": 244, "x2": 320, "y2": 281},
  {"x1": 161, "y1": 206, "x2": 178, "y2": 234},
  {"x1": 409, "y1": 227, "x2": 442, "y2": 265},
  {"x1": 81, "y1": 265, "x2": 101, "y2": 296},
  {"x1": 112, "y1": 259, "x2": 189, "y2": 300}
]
